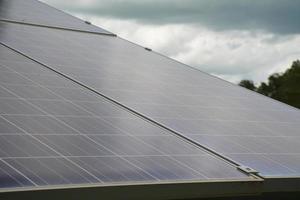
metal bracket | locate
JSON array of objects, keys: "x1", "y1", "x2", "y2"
[{"x1": 237, "y1": 165, "x2": 259, "y2": 175}]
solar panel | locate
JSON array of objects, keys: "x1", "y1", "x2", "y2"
[
  {"x1": 0, "y1": 0, "x2": 112, "y2": 35},
  {"x1": 1, "y1": 20, "x2": 299, "y2": 179},
  {"x1": 0, "y1": 44, "x2": 254, "y2": 191}
]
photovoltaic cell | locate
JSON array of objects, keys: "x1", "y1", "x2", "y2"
[
  {"x1": 1, "y1": 21, "x2": 299, "y2": 178},
  {"x1": 0, "y1": 45, "x2": 251, "y2": 190},
  {"x1": 0, "y1": 160, "x2": 34, "y2": 187},
  {"x1": 0, "y1": 0, "x2": 112, "y2": 35}
]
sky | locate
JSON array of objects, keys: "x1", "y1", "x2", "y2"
[{"x1": 42, "y1": 0, "x2": 300, "y2": 84}]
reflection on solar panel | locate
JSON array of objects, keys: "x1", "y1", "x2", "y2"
[
  {"x1": 0, "y1": 0, "x2": 299, "y2": 199},
  {"x1": 0, "y1": 45, "x2": 254, "y2": 184},
  {"x1": 1, "y1": 20, "x2": 300, "y2": 179},
  {"x1": 0, "y1": 37, "x2": 260, "y2": 199}
]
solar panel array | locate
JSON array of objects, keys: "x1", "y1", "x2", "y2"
[
  {"x1": 1, "y1": 19, "x2": 299, "y2": 179},
  {"x1": 0, "y1": 0, "x2": 299, "y2": 195},
  {"x1": 0, "y1": 42, "x2": 253, "y2": 189}
]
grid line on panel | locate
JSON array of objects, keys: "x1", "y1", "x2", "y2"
[
  {"x1": 2, "y1": 62, "x2": 231, "y2": 90},
  {"x1": 33, "y1": 159, "x2": 73, "y2": 184},
  {"x1": 0, "y1": 42, "x2": 243, "y2": 169},
  {"x1": 0, "y1": 82, "x2": 106, "y2": 182},
  {"x1": 0, "y1": 112, "x2": 298, "y2": 126},
  {"x1": 0, "y1": 154, "x2": 224, "y2": 159},
  {"x1": 26, "y1": 69, "x2": 231, "y2": 90},
  {"x1": 0, "y1": 56, "x2": 212, "y2": 180},
  {"x1": 0, "y1": 161, "x2": 26, "y2": 187},
  {"x1": 7, "y1": 158, "x2": 49, "y2": 185},
  {"x1": 78, "y1": 157, "x2": 131, "y2": 181},
  {"x1": 0, "y1": 133, "x2": 293, "y2": 138},
  {"x1": 154, "y1": 117, "x2": 298, "y2": 124},
  {"x1": 0, "y1": 158, "x2": 37, "y2": 186},
  {"x1": 0, "y1": 133, "x2": 161, "y2": 137},
  {"x1": 0, "y1": 83, "x2": 162, "y2": 182},
  {"x1": 0, "y1": 135, "x2": 44, "y2": 157},
  {"x1": 0, "y1": 115, "x2": 103, "y2": 184},
  {"x1": 216, "y1": 136, "x2": 298, "y2": 174},
  {"x1": 0, "y1": 79, "x2": 293, "y2": 112},
  {"x1": 71, "y1": 159, "x2": 114, "y2": 182},
  {"x1": 192, "y1": 134, "x2": 300, "y2": 176},
  {"x1": 0, "y1": 46, "x2": 170, "y2": 182},
  {"x1": 0, "y1": 85, "x2": 159, "y2": 182},
  {"x1": 0, "y1": 111, "x2": 298, "y2": 125}
]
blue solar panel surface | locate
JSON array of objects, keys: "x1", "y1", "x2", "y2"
[
  {"x1": 1, "y1": 20, "x2": 299, "y2": 179},
  {"x1": 1, "y1": 0, "x2": 300, "y2": 193},
  {"x1": 0, "y1": 45, "x2": 252, "y2": 190}
]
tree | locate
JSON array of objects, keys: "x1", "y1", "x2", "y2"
[
  {"x1": 239, "y1": 60, "x2": 300, "y2": 109},
  {"x1": 238, "y1": 80, "x2": 256, "y2": 91}
]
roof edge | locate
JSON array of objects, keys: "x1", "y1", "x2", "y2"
[{"x1": 0, "y1": 178, "x2": 263, "y2": 200}]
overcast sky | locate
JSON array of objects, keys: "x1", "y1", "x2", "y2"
[{"x1": 42, "y1": 0, "x2": 300, "y2": 84}]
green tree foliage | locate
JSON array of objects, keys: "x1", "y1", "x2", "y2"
[
  {"x1": 239, "y1": 60, "x2": 300, "y2": 109},
  {"x1": 238, "y1": 80, "x2": 256, "y2": 91}
]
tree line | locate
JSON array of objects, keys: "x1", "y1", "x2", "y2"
[{"x1": 239, "y1": 60, "x2": 300, "y2": 109}]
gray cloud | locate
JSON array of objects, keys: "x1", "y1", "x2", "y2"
[{"x1": 48, "y1": 0, "x2": 300, "y2": 35}]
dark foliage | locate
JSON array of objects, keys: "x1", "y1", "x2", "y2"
[
  {"x1": 238, "y1": 80, "x2": 256, "y2": 91},
  {"x1": 239, "y1": 60, "x2": 300, "y2": 109}
]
